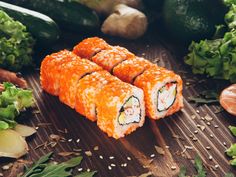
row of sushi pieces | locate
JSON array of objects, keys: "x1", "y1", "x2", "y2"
[{"x1": 40, "y1": 37, "x2": 183, "y2": 139}]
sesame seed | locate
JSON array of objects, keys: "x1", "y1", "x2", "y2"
[
  {"x1": 171, "y1": 166, "x2": 177, "y2": 170},
  {"x1": 210, "y1": 134, "x2": 214, "y2": 138},
  {"x1": 76, "y1": 139, "x2": 80, "y2": 143},
  {"x1": 127, "y1": 157, "x2": 131, "y2": 161},
  {"x1": 99, "y1": 155, "x2": 103, "y2": 159},
  {"x1": 206, "y1": 146, "x2": 211, "y2": 150},
  {"x1": 165, "y1": 146, "x2": 170, "y2": 149},
  {"x1": 209, "y1": 155, "x2": 213, "y2": 160},
  {"x1": 194, "y1": 130, "x2": 198, "y2": 134},
  {"x1": 192, "y1": 137, "x2": 198, "y2": 141},
  {"x1": 87, "y1": 168, "x2": 91, "y2": 172},
  {"x1": 85, "y1": 151, "x2": 92, "y2": 156},
  {"x1": 35, "y1": 126, "x2": 39, "y2": 130},
  {"x1": 196, "y1": 110, "x2": 200, "y2": 114},
  {"x1": 123, "y1": 163, "x2": 127, "y2": 167},
  {"x1": 223, "y1": 142, "x2": 227, "y2": 146},
  {"x1": 150, "y1": 154, "x2": 155, "y2": 158},
  {"x1": 108, "y1": 166, "x2": 112, "y2": 170},
  {"x1": 207, "y1": 122, "x2": 211, "y2": 126},
  {"x1": 214, "y1": 125, "x2": 219, "y2": 128},
  {"x1": 68, "y1": 139, "x2": 72, "y2": 142},
  {"x1": 214, "y1": 164, "x2": 219, "y2": 169},
  {"x1": 111, "y1": 163, "x2": 116, "y2": 167},
  {"x1": 189, "y1": 134, "x2": 193, "y2": 138},
  {"x1": 191, "y1": 115, "x2": 196, "y2": 119},
  {"x1": 94, "y1": 146, "x2": 99, "y2": 151},
  {"x1": 201, "y1": 117, "x2": 205, "y2": 121},
  {"x1": 78, "y1": 168, "x2": 83, "y2": 172},
  {"x1": 109, "y1": 156, "x2": 115, "y2": 159}
]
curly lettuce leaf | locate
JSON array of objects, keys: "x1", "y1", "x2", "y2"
[
  {"x1": 0, "y1": 82, "x2": 34, "y2": 130},
  {"x1": 0, "y1": 10, "x2": 34, "y2": 71}
]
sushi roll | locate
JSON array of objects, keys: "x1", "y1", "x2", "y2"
[
  {"x1": 40, "y1": 50, "x2": 78, "y2": 96},
  {"x1": 91, "y1": 46, "x2": 135, "y2": 72},
  {"x1": 96, "y1": 80, "x2": 145, "y2": 139},
  {"x1": 134, "y1": 66, "x2": 183, "y2": 119},
  {"x1": 59, "y1": 58, "x2": 102, "y2": 108},
  {"x1": 113, "y1": 57, "x2": 154, "y2": 84},
  {"x1": 73, "y1": 37, "x2": 111, "y2": 59},
  {"x1": 75, "y1": 70, "x2": 119, "y2": 121}
]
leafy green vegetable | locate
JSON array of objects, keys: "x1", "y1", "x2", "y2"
[
  {"x1": 0, "y1": 10, "x2": 34, "y2": 71},
  {"x1": 226, "y1": 144, "x2": 236, "y2": 157},
  {"x1": 229, "y1": 126, "x2": 236, "y2": 136},
  {"x1": 22, "y1": 152, "x2": 96, "y2": 177},
  {"x1": 178, "y1": 166, "x2": 186, "y2": 177},
  {"x1": 185, "y1": 29, "x2": 236, "y2": 83},
  {"x1": 230, "y1": 158, "x2": 236, "y2": 166},
  {"x1": 0, "y1": 82, "x2": 34, "y2": 130},
  {"x1": 194, "y1": 155, "x2": 206, "y2": 177}
]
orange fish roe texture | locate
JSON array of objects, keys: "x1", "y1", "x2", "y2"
[
  {"x1": 75, "y1": 70, "x2": 119, "y2": 121},
  {"x1": 113, "y1": 57, "x2": 154, "y2": 84},
  {"x1": 91, "y1": 46, "x2": 135, "y2": 72},
  {"x1": 40, "y1": 50, "x2": 78, "y2": 96},
  {"x1": 59, "y1": 59, "x2": 102, "y2": 108},
  {"x1": 73, "y1": 37, "x2": 111, "y2": 59},
  {"x1": 134, "y1": 66, "x2": 183, "y2": 119},
  {"x1": 96, "y1": 81, "x2": 142, "y2": 139}
]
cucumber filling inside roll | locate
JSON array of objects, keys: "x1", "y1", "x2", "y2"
[
  {"x1": 157, "y1": 82, "x2": 177, "y2": 112},
  {"x1": 118, "y1": 96, "x2": 141, "y2": 125}
]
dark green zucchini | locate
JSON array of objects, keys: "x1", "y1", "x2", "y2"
[
  {"x1": 0, "y1": 1, "x2": 60, "y2": 45},
  {"x1": 4, "y1": 0, "x2": 100, "y2": 32}
]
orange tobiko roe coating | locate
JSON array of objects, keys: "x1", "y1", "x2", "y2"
[
  {"x1": 134, "y1": 66, "x2": 183, "y2": 119},
  {"x1": 59, "y1": 59, "x2": 102, "y2": 108},
  {"x1": 75, "y1": 70, "x2": 119, "y2": 121},
  {"x1": 40, "y1": 50, "x2": 78, "y2": 96},
  {"x1": 113, "y1": 57, "x2": 154, "y2": 84},
  {"x1": 96, "y1": 81, "x2": 140, "y2": 139},
  {"x1": 91, "y1": 46, "x2": 135, "y2": 72},
  {"x1": 73, "y1": 37, "x2": 111, "y2": 59}
]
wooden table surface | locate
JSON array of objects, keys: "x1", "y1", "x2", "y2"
[{"x1": 0, "y1": 29, "x2": 236, "y2": 177}]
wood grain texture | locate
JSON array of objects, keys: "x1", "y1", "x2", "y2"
[{"x1": 0, "y1": 30, "x2": 236, "y2": 177}]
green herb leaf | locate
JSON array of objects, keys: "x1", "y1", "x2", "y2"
[
  {"x1": 178, "y1": 166, "x2": 187, "y2": 177},
  {"x1": 226, "y1": 144, "x2": 236, "y2": 157},
  {"x1": 29, "y1": 156, "x2": 83, "y2": 177},
  {"x1": 75, "y1": 171, "x2": 97, "y2": 177},
  {"x1": 22, "y1": 152, "x2": 53, "y2": 177},
  {"x1": 225, "y1": 172, "x2": 236, "y2": 177},
  {"x1": 188, "y1": 97, "x2": 218, "y2": 104},
  {"x1": 188, "y1": 90, "x2": 219, "y2": 104},
  {"x1": 194, "y1": 155, "x2": 206, "y2": 177},
  {"x1": 229, "y1": 126, "x2": 236, "y2": 136}
]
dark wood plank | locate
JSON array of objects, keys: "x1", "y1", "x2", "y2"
[{"x1": 0, "y1": 30, "x2": 236, "y2": 177}]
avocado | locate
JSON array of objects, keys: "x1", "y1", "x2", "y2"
[{"x1": 162, "y1": 0, "x2": 227, "y2": 42}]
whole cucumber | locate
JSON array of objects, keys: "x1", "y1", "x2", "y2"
[
  {"x1": 0, "y1": 1, "x2": 60, "y2": 45},
  {"x1": 4, "y1": 0, "x2": 100, "y2": 31}
]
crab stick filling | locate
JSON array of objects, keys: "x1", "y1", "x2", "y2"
[
  {"x1": 157, "y1": 82, "x2": 177, "y2": 112},
  {"x1": 118, "y1": 96, "x2": 141, "y2": 125}
]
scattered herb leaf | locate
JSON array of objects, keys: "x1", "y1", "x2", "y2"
[
  {"x1": 178, "y1": 166, "x2": 187, "y2": 177},
  {"x1": 188, "y1": 90, "x2": 219, "y2": 104},
  {"x1": 229, "y1": 126, "x2": 236, "y2": 136},
  {"x1": 230, "y1": 158, "x2": 236, "y2": 166},
  {"x1": 194, "y1": 155, "x2": 206, "y2": 177},
  {"x1": 21, "y1": 152, "x2": 96, "y2": 177},
  {"x1": 22, "y1": 152, "x2": 53, "y2": 177},
  {"x1": 225, "y1": 173, "x2": 235, "y2": 177}
]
